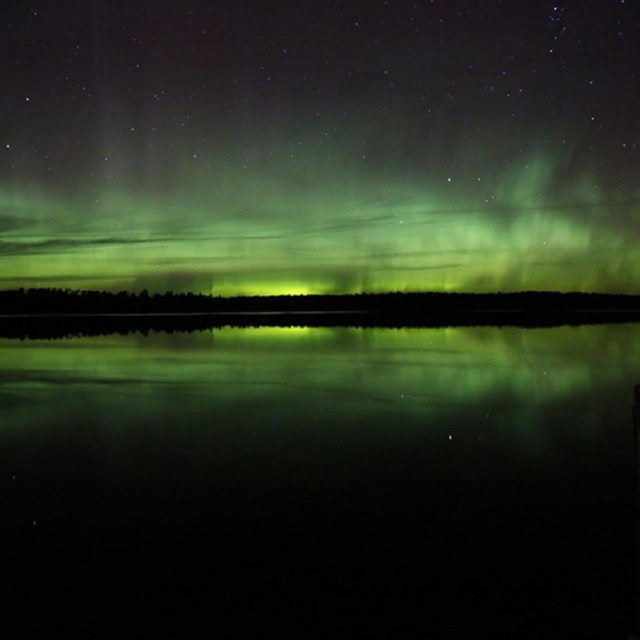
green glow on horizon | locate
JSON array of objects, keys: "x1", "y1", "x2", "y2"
[{"x1": 1, "y1": 141, "x2": 638, "y2": 294}]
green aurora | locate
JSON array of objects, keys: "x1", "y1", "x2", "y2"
[
  {"x1": 1, "y1": 3, "x2": 638, "y2": 295},
  {"x1": 2, "y1": 143, "x2": 639, "y2": 295}
]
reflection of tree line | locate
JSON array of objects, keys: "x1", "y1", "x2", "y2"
[{"x1": 1, "y1": 288, "x2": 640, "y2": 339}]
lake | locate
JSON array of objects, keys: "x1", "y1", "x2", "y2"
[{"x1": 1, "y1": 324, "x2": 638, "y2": 638}]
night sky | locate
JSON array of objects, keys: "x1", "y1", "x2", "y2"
[{"x1": 1, "y1": 1, "x2": 639, "y2": 295}]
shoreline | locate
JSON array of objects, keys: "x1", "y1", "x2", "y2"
[{"x1": 2, "y1": 308, "x2": 640, "y2": 340}]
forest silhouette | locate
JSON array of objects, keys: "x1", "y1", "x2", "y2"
[{"x1": 2, "y1": 288, "x2": 640, "y2": 339}]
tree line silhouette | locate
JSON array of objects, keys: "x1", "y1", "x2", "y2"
[
  {"x1": 3, "y1": 287, "x2": 640, "y2": 315},
  {"x1": 1, "y1": 288, "x2": 640, "y2": 339}
]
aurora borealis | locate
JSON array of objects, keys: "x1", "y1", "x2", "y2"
[{"x1": 1, "y1": 1, "x2": 639, "y2": 295}]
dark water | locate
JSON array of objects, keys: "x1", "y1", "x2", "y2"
[{"x1": 1, "y1": 325, "x2": 638, "y2": 638}]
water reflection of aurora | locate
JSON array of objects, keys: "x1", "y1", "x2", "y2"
[{"x1": 1, "y1": 325, "x2": 636, "y2": 453}]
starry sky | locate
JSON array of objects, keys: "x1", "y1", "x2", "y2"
[{"x1": 1, "y1": 0, "x2": 639, "y2": 295}]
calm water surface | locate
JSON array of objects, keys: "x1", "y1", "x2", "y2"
[{"x1": 1, "y1": 325, "x2": 638, "y2": 637}]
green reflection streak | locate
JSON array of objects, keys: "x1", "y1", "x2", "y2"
[{"x1": 0, "y1": 325, "x2": 637, "y2": 455}]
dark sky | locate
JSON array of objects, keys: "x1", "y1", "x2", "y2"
[{"x1": 1, "y1": 1, "x2": 639, "y2": 294}]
